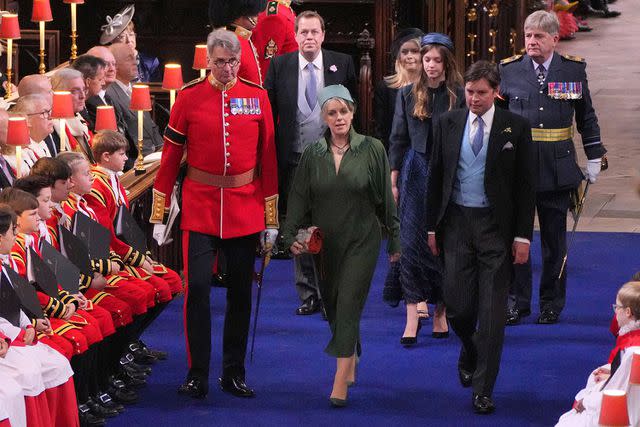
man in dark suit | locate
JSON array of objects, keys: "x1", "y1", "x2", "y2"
[
  {"x1": 499, "y1": 10, "x2": 606, "y2": 325},
  {"x1": 15, "y1": 75, "x2": 58, "y2": 156},
  {"x1": 426, "y1": 61, "x2": 536, "y2": 414},
  {"x1": 264, "y1": 10, "x2": 356, "y2": 316},
  {"x1": 0, "y1": 110, "x2": 16, "y2": 189},
  {"x1": 106, "y1": 43, "x2": 163, "y2": 157}
]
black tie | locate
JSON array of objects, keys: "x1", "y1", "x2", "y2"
[{"x1": 537, "y1": 64, "x2": 546, "y2": 86}]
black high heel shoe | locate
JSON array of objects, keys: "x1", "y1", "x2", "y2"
[{"x1": 400, "y1": 320, "x2": 422, "y2": 346}]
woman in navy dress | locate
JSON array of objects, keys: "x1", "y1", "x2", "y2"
[{"x1": 388, "y1": 33, "x2": 465, "y2": 345}]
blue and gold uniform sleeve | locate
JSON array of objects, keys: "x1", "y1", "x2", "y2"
[{"x1": 574, "y1": 62, "x2": 606, "y2": 160}]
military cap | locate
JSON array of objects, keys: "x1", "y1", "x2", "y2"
[{"x1": 209, "y1": 0, "x2": 265, "y2": 28}]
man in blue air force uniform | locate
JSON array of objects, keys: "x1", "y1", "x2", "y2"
[{"x1": 498, "y1": 10, "x2": 606, "y2": 326}]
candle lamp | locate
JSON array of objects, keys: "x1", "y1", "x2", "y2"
[
  {"x1": 162, "y1": 64, "x2": 184, "y2": 110},
  {"x1": 6, "y1": 117, "x2": 30, "y2": 178},
  {"x1": 0, "y1": 14, "x2": 20, "y2": 99},
  {"x1": 130, "y1": 84, "x2": 152, "y2": 175},
  {"x1": 51, "y1": 91, "x2": 75, "y2": 152},
  {"x1": 193, "y1": 44, "x2": 208, "y2": 78},
  {"x1": 31, "y1": 0, "x2": 53, "y2": 74},
  {"x1": 598, "y1": 390, "x2": 630, "y2": 427},
  {"x1": 63, "y1": 0, "x2": 84, "y2": 60},
  {"x1": 95, "y1": 105, "x2": 117, "y2": 131}
]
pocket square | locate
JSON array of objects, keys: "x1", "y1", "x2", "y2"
[{"x1": 502, "y1": 141, "x2": 514, "y2": 150}]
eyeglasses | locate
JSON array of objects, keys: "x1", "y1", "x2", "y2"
[
  {"x1": 612, "y1": 304, "x2": 625, "y2": 312},
  {"x1": 212, "y1": 58, "x2": 240, "y2": 69},
  {"x1": 27, "y1": 109, "x2": 52, "y2": 119}
]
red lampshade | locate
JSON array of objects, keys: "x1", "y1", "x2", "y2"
[
  {"x1": 163, "y1": 64, "x2": 184, "y2": 90},
  {"x1": 193, "y1": 45, "x2": 208, "y2": 70},
  {"x1": 0, "y1": 14, "x2": 21, "y2": 39},
  {"x1": 62, "y1": 0, "x2": 84, "y2": 4},
  {"x1": 598, "y1": 390, "x2": 630, "y2": 426},
  {"x1": 130, "y1": 85, "x2": 152, "y2": 111},
  {"x1": 31, "y1": 0, "x2": 53, "y2": 22},
  {"x1": 51, "y1": 91, "x2": 75, "y2": 119},
  {"x1": 6, "y1": 117, "x2": 30, "y2": 147},
  {"x1": 630, "y1": 350, "x2": 640, "y2": 385},
  {"x1": 95, "y1": 106, "x2": 117, "y2": 131}
]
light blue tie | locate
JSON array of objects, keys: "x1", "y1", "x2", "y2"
[
  {"x1": 305, "y1": 62, "x2": 317, "y2": 109},
  {"x1": 472, "y1": 116, "x2": 485, "y2": 156}
]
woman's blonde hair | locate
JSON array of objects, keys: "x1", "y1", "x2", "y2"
[
  {"x1": 411, "y1": 44, "x2": 463, "y2": 120},
  {"x1": 383, "y1": 38, "x2": 421, "y2": 90},
  {"x1": 618, "y1": 281, "x2": 640, "y2": 320}
]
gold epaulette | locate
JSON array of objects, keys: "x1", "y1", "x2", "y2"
[
  {"x1": 182, "y1": 76, "x2": 206, "y2": 90},
  {"x1": 562, "y1": 53, "x2": 585, "y2": 63},
  {"x1": 500, "y1": 54, "x2": 522, "y2": 65},
  {"x1": 238, "y1": 76, "x2": 264, "y2": 90}
]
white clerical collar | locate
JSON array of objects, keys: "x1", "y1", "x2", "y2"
[{"x1": 299, "y1": 51, "x2": 323, "y2": 72}]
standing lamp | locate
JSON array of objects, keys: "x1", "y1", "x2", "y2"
[
  {"x1": 0, "y1": 14, "x2": 20, "y2": 99},
  {"x1": 63, "y1": 0, "x2": 84, "y2": 60},
  {"x1": 598, "y1": 390, "x2": 630, "y2": 427},
  {"x1": 31, "y1": 0, "x2": 53, "y2": 74},
  {"x1": 130, "y1": 84, "x2": 152, "y2": 175},
  {"x1": 193, "y1": 44, "x2": 208, "y2": 79},
  {"x1": 162, "y1": 64, "x2": 183, "y2": 110},
  {"x1": 6, "y1": 117, "x2": 30, "y2": 178},
  {"x1": 94, "y1": 105, "x2": 117, "y2": 131},
  {"x1": 51, "y1": 91, "x2": 75, "y2": 152}
]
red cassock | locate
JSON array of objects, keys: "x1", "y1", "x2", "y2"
[
  {"x1": 229, "y1": 25, "x2": 264, "y2": 87},
  {"x1": 252, "y1": 0, "x2": 298, "y2": 78},
  {"x1": 150, "y1": 74, "x2": 278, "y2": 238}
]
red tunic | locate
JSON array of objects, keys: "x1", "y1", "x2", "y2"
[
  {"x1": 151, "y1": 75, "x2": 278, "y2": 239},
  {"x1": 608, "y1": 328, "x2": 640, "y2": 363},
  {"x1": 252, "y1": 0, "x2": 298, "y2": 77}
]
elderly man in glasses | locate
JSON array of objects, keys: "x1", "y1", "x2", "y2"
[{"x1": 151, "y1": 28, "x2": 278, "y2": 400}]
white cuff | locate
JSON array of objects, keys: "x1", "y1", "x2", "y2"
[{"x1": 514, "y1": 237, "x2": 530, "y2": 245}]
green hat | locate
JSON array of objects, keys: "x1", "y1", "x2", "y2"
[{"x1": 317, "y1": 84, "x2": 354, "y2": 109}]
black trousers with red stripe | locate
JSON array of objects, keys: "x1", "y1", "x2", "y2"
[{"x1": 183, "y1": 230, "x2": 257, "y2": 387}]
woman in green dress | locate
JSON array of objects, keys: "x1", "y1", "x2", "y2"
[{"x1": 282, "y1": 85, "x2": 400, "y2": 407}]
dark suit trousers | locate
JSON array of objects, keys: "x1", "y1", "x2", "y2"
[
  {"x1": 280, "y1": 154, "x2": 320, "y2": 302},
  {"x1": 184, "y1": 231, "x2": 257, "y2": 386},
  {"x1": 509, "y1": 190, "x2": 569, "y2": 313},
  {"x1": 441, "y1": 204, "x2": 511, "y2": 396}
]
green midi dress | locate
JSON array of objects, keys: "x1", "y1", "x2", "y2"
[{"x1": 282, "y1": 129, "x2": 400, "y2": 357}]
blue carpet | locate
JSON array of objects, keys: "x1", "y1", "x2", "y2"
[{"x1": 110, "y1": 232, "x2": 639, "y2": 427}]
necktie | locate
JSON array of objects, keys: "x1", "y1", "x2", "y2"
[
  {"x1": 537, "y1": 64, "x2": 546, "y2": 86},
  {"x1": 0, "y1": 155, "x2": 14, "y2": 185},
  {"x1": 472, "y1": 116, "x2": 485, "y2": 156},
  {"x1": 305, "y1": 62, "x2": 318, "y2": 109}
]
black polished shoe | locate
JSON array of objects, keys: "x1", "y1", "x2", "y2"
[
  {"x1": 118, "y1": 370, "x2": 147, "y2": 389},
  {"x1": 96, "y1": 392, "x2": 124, "y2": 413},
  {"x1": 432, "y1": 331, "x2": 449, "y2": 339},
  {"x1": 79, "y1": 404, "x2": 106, "y2": 427},
  {"x1": 537, "y1": 310, "x2": 560, "y2": 324},
  {"x1": 472, "y1": 393, "x2": 495, "y2": 414},
  {"x1": 120, "y1": 354, "x2": 152, "y2": 375},
  {"x1": 108, "y1": 378, "x2": 138, "y2": 404},
  {"x1": 219, "y1": 376, "x2": 255, "y2": 398},
  {"x1": 602, "y1": 9, "x2": 621, "y2": 17},
  {"x1": 400, "y1": 320, "x2": 422, "y2": 347},
  {"x1": 86, "y1": 398, "x2": 119, "y2": 418},
  {"x1": 506, "y1": 308, "x2": 531, "y2": 326},
  {"x1": 296, "y1": 295, "x2": 321, "y2": 315},
  {"x1": 458, "y1": 348, "x2": 475, "y2": 388},
  {"x1": 128, "y1": 342, "x2": 157, "y2": 365},
  {"x1": 138, "y1": 340, "x2": 168, "y2": 360},
  {"x1": 177, "y1": 378, "x2": 207, "y2": 399}
]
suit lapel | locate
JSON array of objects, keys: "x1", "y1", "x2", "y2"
[
  {"x1": 543, "y1": 52, "x2": 562, "y2": 85},
  {"x1": 285, "y1": 54, "x2": 299, "y2": 107},
  {"x1": 523, "y1": 55, "x2": 541, "y2": 89},
  {"x1": 443, "y1": 109, "x2": 467, "y2": 179},
  {"x1": 485, "y1": 108, "x2": 505, "y2": 174}
]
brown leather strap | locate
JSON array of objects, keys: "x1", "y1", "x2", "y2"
[{"x1": 186, "y1": 166, "x2": 259, "y2": 188}]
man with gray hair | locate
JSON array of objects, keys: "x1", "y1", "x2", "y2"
[
  {"x1": 16, "y1": 75, "x2": 57, "y2": 155},
  {"x1": 150, "y1": 28, "x2": 278, "y2": 400},
  {"x1": 12, "y1": 94, "x2": 54, "y2": 164},
  {"x1": 0, "y1": 109, "x2": 15, "y2": 188},
  {"x1": 499, "y1": 10, "x2": 606, "y2": 326},
  {"x1": 51, "y1": 67, "x2": 95, "y2": 161}
]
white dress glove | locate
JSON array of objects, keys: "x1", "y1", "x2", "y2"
[
  {"x1": 259, "y1": 228, "x2": 279, "y2": 253},
  {"x1": 586, "y1": 158, "x2": 602, "y2": 183}
]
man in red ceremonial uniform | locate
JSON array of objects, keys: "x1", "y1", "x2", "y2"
[
  {"x1": 209, "y1": 0, "x2": 265, "y2": 86},
  {"x1": 150, "y1": 28, "x2": 278, "y2": 399},
  {"x1": 252, "y1": 0, "x2": 298, "y2": 78}
]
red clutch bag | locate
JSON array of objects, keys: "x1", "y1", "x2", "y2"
[{"x1": 296, "y1": 226, "x2": 324, "y2": 254}]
